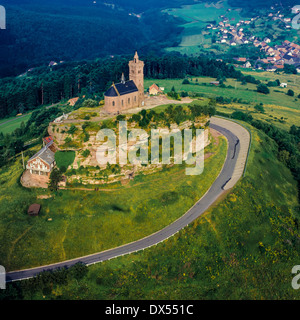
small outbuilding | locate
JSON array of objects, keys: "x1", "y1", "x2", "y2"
[
  {"x1": 149, "y1": 83, "x2": 163, "y2": 95},
  {"x1": 28, "y1": 204, "x2": 41, "y2": 216}
]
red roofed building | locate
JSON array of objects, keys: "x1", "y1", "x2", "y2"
[
  {"x1": 149, "y1": 83, "x2": 163, "y2": 95},
  {"x1": 235, "y1": 57, "x2": 247, "y2": 62},
  {"x1": 68, "y1": 97, "x2": 79, "y2": 107}
]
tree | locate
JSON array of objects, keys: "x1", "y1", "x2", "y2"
[
  {"x1": 67, "y1": 124, "x2": 78, "y2": 135},
  {"x1": 82, "y1": 99, "x2": 98, "y2": 108},
  {"x1": 182, "y1": 79, "x2": 190, "y2": 84},
  {"x1": 48, "y1": 168, "x2": 63, "y2": 191},
  {"x1": 69, "y1": 263, "x2": 88, "y2": 280},
  {"x1": 278, "y1": 150, "x2": 290, "y2": 165},
  {"x1": 287, "y1": 89, "x2": 294, "y2": 97},
  {"x1": 254, "y1": 104, "x2": 265, "y2": 113},
  {"x1": 257, "y1": 84, "x2": 270, "y2": 94}
]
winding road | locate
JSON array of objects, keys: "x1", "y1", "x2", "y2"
[{"x1": 6, "y1": 116, "x2": 250, "y2": 282}]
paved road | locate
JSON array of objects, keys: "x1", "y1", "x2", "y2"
[{"x1": 6, "y1": 117, "x2": 249, "y2": 282}]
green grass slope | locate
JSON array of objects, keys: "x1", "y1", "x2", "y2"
[
  {"x1": 8, "y1": 122, "x2": 299, "y2": 300},
  {"x1": 0, "y1": 134, "x2": 227, "y2": 271}
]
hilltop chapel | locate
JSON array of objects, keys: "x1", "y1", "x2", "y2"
[{"x1": 103, "y1": 52, "x2": 145, "y2": 113}]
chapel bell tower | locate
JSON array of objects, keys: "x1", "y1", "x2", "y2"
[{"x1": 129, "y1": 51, "x2": 144, "y2": 106}]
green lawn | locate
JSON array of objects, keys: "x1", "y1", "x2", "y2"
[
  {"x1": 55, "y1": 151, "x2": 76, "y2": 170},
  {"x1": 0, "y1": 131, "x2": 227, "y2": 271},
  {"x1": 0, "y1": 114, "x2": 31, "y2": 134}
]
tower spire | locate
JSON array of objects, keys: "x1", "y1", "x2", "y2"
[
  {"x1": 134, "y1": 51, "x2": 139, "y2": 63},
  {"x1": 121, "y1": 73, "x2": 125, "y2": 84}
]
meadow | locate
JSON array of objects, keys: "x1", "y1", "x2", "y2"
[
  {"x1": 14, "y1": 122, "x2": 300, "y2": 300},
  {"x1": 217, "y1": 103, "x2": 300, "y2": 131},
  {"x1": 164, "y1": 1, "x2": 251, "y2": 55},
  {"x1": 0, "y1": 131, "x2": 227, "y2": 271},
  {"x1": 147, "y1": 77, "x2": 299, "y2": 105},
  {"x1": 0, "y1": 114, "x2": 31, "y2": 134}
]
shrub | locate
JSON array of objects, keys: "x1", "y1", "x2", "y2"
[
  {"x1": 257, "y1": 84, "x2": 270, "y2": 94},
  {"x1": 182, "y1": 79, "x2": 190, "y2": 84},
  {"x1": 82, "y1": 149, "x2": 91, "y2": 158}
]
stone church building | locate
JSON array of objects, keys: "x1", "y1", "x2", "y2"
[{"x1": 103, "y1": 52, "x2": 144, "y2": 113}]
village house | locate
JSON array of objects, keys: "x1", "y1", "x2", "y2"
[
  {"x1": 26, "y1": 146, "x2": 56, "y2": 176},
  {"x1": 68, "y1": 97, "x2": 79, "y2": 107},
  {"x1": 149, "y1": 84, "x2": 163, "y2": 95},
  {"x1": 244, "y1": 61, "x2": 252, "y2": 68}
]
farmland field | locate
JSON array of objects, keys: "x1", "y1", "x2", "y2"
[{"x1": 164, "y1": 1, "x2": 251, "y2": 54}]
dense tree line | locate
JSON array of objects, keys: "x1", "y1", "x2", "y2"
[
  {"x1": 0, "y1": 106, "x2": 68, "y2": 167},
  {"x1": 0, "y1": 54, "x2": 245, "y2": 119},
  {"x1": 0, "y1": 1, "x2": 183, "y2": 78}
]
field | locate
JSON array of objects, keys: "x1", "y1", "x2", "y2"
[
  {"x1": 0, "y1": 114, "x2": 31, "y2": 134},
  {"x1": 145, "y1": 77, "x2": 300, "y2": 131},
  {"x1": 146, "y1": 78, "x2": 299, "y2": 108},
  {"x1": 0, "y1": 132, "x2": 227, "y2": 271},
  {"x1": 164, "y1": 1, "x2": 251, "y2": 55},
  {"x1": 217, "y1": 103, "x2": 300, "y2": 131},
  {"x1": 14, "y1": 123, "x2": 300, "y2": 300}
]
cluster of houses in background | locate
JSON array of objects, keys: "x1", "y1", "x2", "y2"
[
  {"x1": 255, "y1": 40, "x2": 300, "y2": 72},
  {"x1": 232, "y1": 39, "x2": 300, "y2": 73},
  {"x1": 206, "y1": 7, "x2": 300, "y2": 72}
]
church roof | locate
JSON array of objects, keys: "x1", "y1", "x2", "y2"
[{"x1": 105, "y1": 80, "x2": 138, "y2": 97}]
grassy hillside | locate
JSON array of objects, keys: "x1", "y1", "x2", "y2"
[
  {"x1": 164, "y1": 0, "x2": 251, "y2": 55},
  {"x1": 0, "y1": 132, "x2": 227, "y2": 271},
  {"x1": 7, "y1": 122, "x2": 299, "y2": 300},
  {"x1": 145, "y1": 78, "x2": 300, "y2": 110},
  {"x1": 0, "y1": 114, "x2": 31, "y2": 134}
]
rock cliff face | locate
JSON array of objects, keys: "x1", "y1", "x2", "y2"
[{"x1": 48, "y1": 114, "x2": 212, "y2": 186}]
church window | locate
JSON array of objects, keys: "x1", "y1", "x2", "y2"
[
  {"x1": 128, "y1": 98, "x2": 130, "y2": 104},
  {"x1": 112, "y1": 101, "x2": 115, "y2": 107}
]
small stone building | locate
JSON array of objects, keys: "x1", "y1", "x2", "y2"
[{"x1": 149, "y1": 83, "x2": 163, "y2": 95}]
